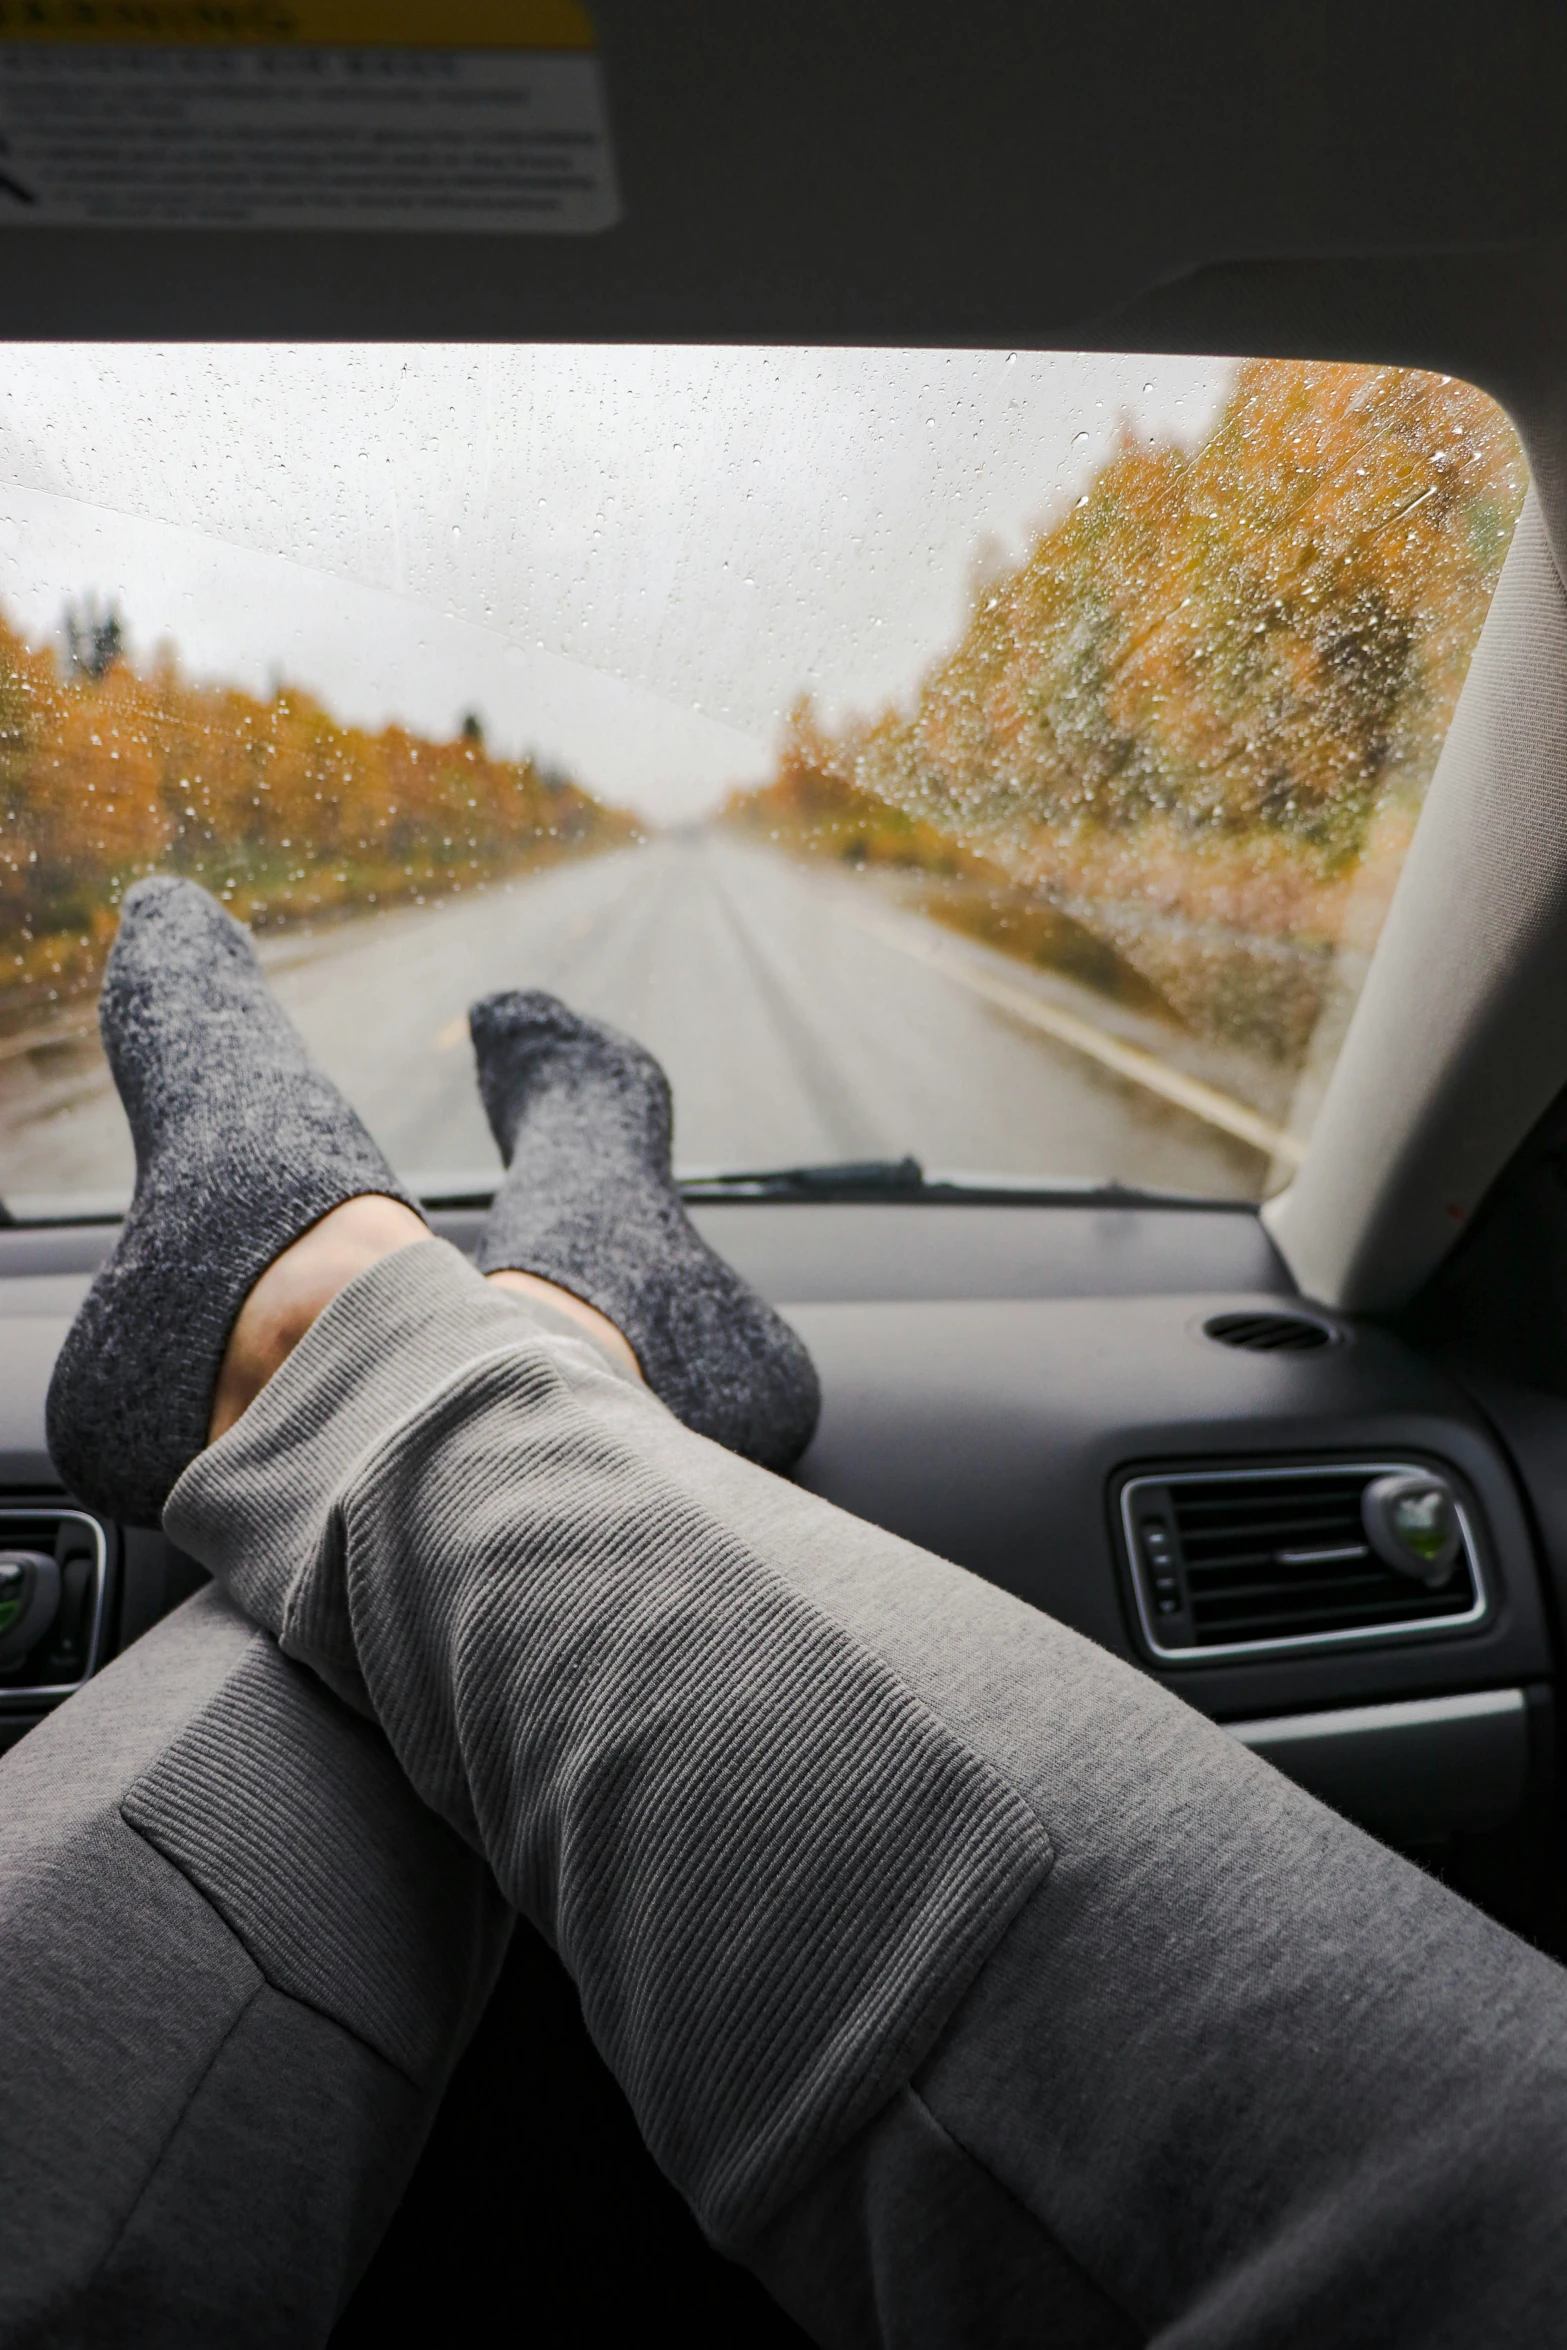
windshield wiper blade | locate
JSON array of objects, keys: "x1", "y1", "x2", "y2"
[
  {"x1": 681, "y1": 1156, "x2": 927, "y2": 1200},
  {"x1": 677, "y1": 1162, "x2": 1254, "y2": 1208}
]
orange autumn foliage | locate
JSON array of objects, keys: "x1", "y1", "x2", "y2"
[
  {"x1": 0, "y1": 622, "x2": 636, "y2": 1024},
  {"x1": 733, "y1": 360, "x2": 1527, "y2": 1060}
]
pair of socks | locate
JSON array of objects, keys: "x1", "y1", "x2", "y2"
[{"x1": 46, "y1": 878, "x2": 820, "y2": 1528}]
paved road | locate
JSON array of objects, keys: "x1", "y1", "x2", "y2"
[{"x1": 0, "y1": 835, "x2": 1263, "y2": 1210}]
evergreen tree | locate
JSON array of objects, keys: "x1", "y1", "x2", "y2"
[{"x1": 62, "y1": 595, "x2": 125, "y2": 683}]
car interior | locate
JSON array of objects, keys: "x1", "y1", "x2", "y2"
[{"x1": 3, "y1": 2, "x2": 1567, "y2": 2338}]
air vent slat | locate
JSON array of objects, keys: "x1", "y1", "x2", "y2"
[
  {"x1": 1179, "y1": 1486, "x2": 1366, "y2": 1512},
  {"x1": 1193, "y1": 1604, "x2": 1454, "y2": 1639},
  {"x1": 1204, "y1": 1312, "x2": 1339, "y2": 1354},
  {"x1": 1187, "y1": 1560, "x2": 1372, "y2": 1586},
  {"x1": 1178, "y1": 1504, "x2": 1366, "y2": 1531},
  {"x1": 1120, "y1": 1460, "x2": 1487, "y2": 1660},
  {"x1": 1193, "y1": 1590, "x2": 1473, "y2": 1634},
  {"x1": 1181, "y1": 1516, "x2": 1364, "y2": 1551},
  {"x1": 1191, "y1": 1577, "x2": 1466, "y2": 1616},
  {"x1": 1186, "y1": 1541, "x2": 1364, "y2": 1561},
  {"x1": 1181, "y1": 1504, "x2": 1365, "y2": 1529},
  {"x1": 1188, "y1": 1569, "x2": 1388, "y2": 1602},
  {"x1": 1178, "y1": 1489, "x2": 1365, "y2": 1516}
]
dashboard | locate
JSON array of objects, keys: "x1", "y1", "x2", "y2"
[{"x1": 1, "y1": 1197, "x2": 1557, "y2": 1857}]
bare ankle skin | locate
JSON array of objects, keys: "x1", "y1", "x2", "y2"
[
  {"x1": 209, "y1": 1197, "x2": 644, "y2": 1446},
  {"x1": 484, "y1": 1269, "x2": 643, "y2": 1383},
  {"x1": 209, "y1": 1196, "x2": 428, "y2": 1444}
]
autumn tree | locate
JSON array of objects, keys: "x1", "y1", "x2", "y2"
[
  {"x1": 0, "y1": 612, "x2": 636, "y2": 1025},
  {"x1": 733, "y1": 360, "x2": 1527, "y2": 1061}
]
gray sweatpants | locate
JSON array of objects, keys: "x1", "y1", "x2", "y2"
[
  {"x1": 15, "y1": 1240, "x2": 1567, "y2": 2340},
  {"x1": 145, "y1": 1235, "x2": 1567, "y2": 2347}
]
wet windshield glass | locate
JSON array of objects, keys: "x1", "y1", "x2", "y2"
[{"x1": 0, "y1": 347, "x2": 1526, "y2": 1215}]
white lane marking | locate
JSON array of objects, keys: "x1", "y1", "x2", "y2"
[{"x1": 836, "y1": 899, "x2": 1305, "y2": 1168}]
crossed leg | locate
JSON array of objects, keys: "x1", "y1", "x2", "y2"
[{"x1": 174, "y1": 1214, "x2": 1567, "y2": 2349}]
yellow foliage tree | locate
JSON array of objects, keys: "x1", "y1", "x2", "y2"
[
  {"x1": 0, "y1": 618, "x2": 636, "y2": 1023},
  {"x1": 734, "y1": 360, "x2": 1527, "y2": 1060}
]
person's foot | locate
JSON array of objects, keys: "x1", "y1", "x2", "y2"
[
  {"x1": 46, "y1": 877, "x2": 423, "y2": 1526},
  {"x1": 205, "y1": 1202, "x2": 641, "y2": 1444},
  {"x1": 469, "y1": 991, "x2": 822, "y2": 1470}
]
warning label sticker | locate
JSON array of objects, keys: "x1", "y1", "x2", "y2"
[{"x1": 0, "y1": 5, "x2": 618, "y2": 233}]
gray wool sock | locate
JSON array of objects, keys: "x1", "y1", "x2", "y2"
[
  {"x1": 470, "y1": 991, "x2": 821, "y2": 1472},
  {"x1": 46, "y1": 877, "x2": 419, "y2": 1527}
]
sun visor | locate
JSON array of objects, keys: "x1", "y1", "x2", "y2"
[
  {"x1": 0, "y1": 1, "x2": 618, "y2": 237},
  {"x1": 0, "y1": 3, "x2": 1564, "y2": 343}
]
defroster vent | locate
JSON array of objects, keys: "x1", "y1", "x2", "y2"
[
  {"x1": 1118, "y1": 1462, "x2": 1488, "y2": 1662},
  {"x1": 1204, "y1": 1311, "x2": 1337, "y2": 1353}
]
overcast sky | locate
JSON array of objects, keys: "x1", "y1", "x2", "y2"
[{"x1": 0, "y1": 345, "x2": 1236, "y2": 821}]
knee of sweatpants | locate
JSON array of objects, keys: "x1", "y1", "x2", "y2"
[
  {"x1": 77, "y1": 1987, "x2": 434, "y2": 2347},
  {"x1": 0, "y1": 1585, "x2": 511, "y2": 2341}
]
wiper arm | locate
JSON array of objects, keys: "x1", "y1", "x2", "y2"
[
  {"x1": 679, "y1": 1163, "x2": 1252, "y2": 1208},
  {"x1": 681, "y1": 1157, "x2": 927, "y2": 1200}
]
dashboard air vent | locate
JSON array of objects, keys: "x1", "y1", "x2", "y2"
[
  {"x1": 1204, "y1": 1311, "x2": 1336, "y2": 1354},
  {"x1": 1118, "y1": 1462, "x2": 1486, "y2": 1662}
]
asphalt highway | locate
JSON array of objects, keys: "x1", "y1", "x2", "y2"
[{"x1": 0, "y1": 834, "x2": 1264, "y2": 1210}]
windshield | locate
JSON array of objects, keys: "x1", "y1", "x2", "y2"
[{"x1": 0, "y1": 347, "x2": 1526, "y2": 1216}]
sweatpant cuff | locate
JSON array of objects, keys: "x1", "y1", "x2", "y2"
[{"x1": 166, "y1": 1238, "x2": 621, "y2": 1708}]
